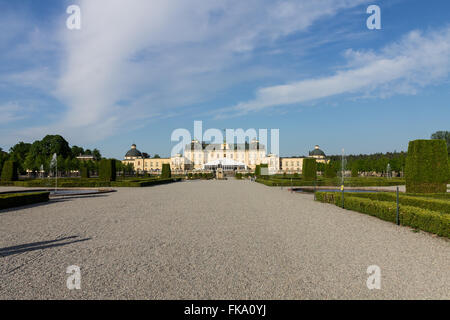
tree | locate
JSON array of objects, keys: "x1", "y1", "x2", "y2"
[
  {"x1": 324, "y1": 163, "x2": 337, "y2": 178},
  {"x1": 24, "y1": 153, "x2": 38, "y2": 173},
  {"x1": 153, "y1": 154, "x2": 161, "y2": 159},
  {"x1": 92, "y1": 149, "x2": 102, "y2": 161},
  {"x1": 351, "y1": 164, "x2": 359, "y2": 177},
  {"x1": 71, "y1": 145, "x2": 84, "y2": 157},
  {"x1": 9, "y1": 142, "x2": 31, "y2": 173},
  {"x1": 39, "y1": 135, "x2": 71, "y2": 158},
  {"x1": 431, "y1": 131, "x2": 450, "y2": 155}
]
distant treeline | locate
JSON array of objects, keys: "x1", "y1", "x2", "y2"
[
  {"x1": 0, "y1": 135, "x2": 130, "y2": 176},
  {"x1": 325, "y1": 152, "x2": 407, "y2": 174}
]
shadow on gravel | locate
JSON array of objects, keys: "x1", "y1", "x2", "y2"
[
  {"x1": 0, "y1": 236, "x2": 91, "y2": 257},
  {"x1": 0, "y1": 194, "x2": 110, "y2": 213}
]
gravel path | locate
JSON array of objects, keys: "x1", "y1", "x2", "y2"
[{"x1": 0, "y1": 180, "x2": 449, "y2": 299}]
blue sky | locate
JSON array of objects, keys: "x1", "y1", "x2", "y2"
[{"x1": 0, "y1": 0, "x2": 449, "y2": 159}]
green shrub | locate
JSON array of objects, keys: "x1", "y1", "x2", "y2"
[
  {"x1": 1, "y1": 161, "x2": 19, "y2": 182},
  {"x1": 406, "y1": 193, "x2": 450, "y2": 201},
  {"x1": 161, "y1": 163, "x2": 171, "y2": 178},
  {"x1": 315, "y1": 193, "x2": 450, "y2": 238},
  {"x1": 99, "y1": 159, "x2": 116, "y2": 182},
  {"x1": 405, "y1": 139, "x2": 449, "y2": 193},
  {"x1": 0, "y1": 192, "x2": 50, "y2": 210},
  {"x1": 80, "y1": 165, "x2": 90, "y2": 179},
  {"x1": 327, "y1": 192, "x2": 450, "y2": 214},
  {"x1": 302, "y1": 158, "x2": 317, "y2": 181},
  {"x1": 235, "y1": 173, "x2": 243, "y2": 180},
  {"x1": 254, "y1": 165, "x2": 261, "y2": 176},
  {"x1": 111, "y1": 178, "x2": 180, "y2": 187}
]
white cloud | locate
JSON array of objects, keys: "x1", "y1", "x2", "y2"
[
  {"x1": 221, "y1": 26, "x2": 450, "y2": 117},
  {"x1": 50, "y1": 0, "x2": 368, "y2": 142},
  {"x1": 0, "y1": 102, "x2": 26, "y2": 124}
]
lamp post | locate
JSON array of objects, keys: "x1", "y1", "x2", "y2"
[{"x1": 50, "y1": 153, "x2": 57, "y2": 193}]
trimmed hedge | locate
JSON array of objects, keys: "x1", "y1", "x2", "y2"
[
  {"x1": 80, "y1": 165, "x2": 90, "y2": 179},
  {"x1": 315, "y1": 192, "x2": 450, "y2": 238},
  {"x1": 254, "y1": 165, "x2": 261, "y2": 176},
  {"x1": 0, "y1": 178, "x2": 181, "y2": 188},
  {"x1": 99, "y1": 159, "x2": 116, "y2": 182},
  {"x1": 317, "y1": 192, "x2": 450, "y2": 214},
  {"x1": 405, "y1": 139, "x2": 449, "y2": 193},
  {"x1": 161, "y1": 163, "x2": 171, "y2": 179},
  {"x1": 1, "y1": 160, "x2": 19, "y2": 182},
  {"x1": 0, "y1": 192, "x2": 50, "y2": 210},
  {"x1": 407, "y1": 193, "x2": 450, "y2": 201},
  {"x1": 302, "y1": 158, "x2": 317, "y2": 181},
  {"x1": 256, "y1": 177, "x2": 405, "y2": 187},
  {"x1": 111, "y1": 178, "x2": 181, "y2": 187}
]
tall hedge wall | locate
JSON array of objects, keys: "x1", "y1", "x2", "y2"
[
  {"x1": 254, "y1": 165, "x2": 261, "y2": 176},
  {"x1": 1, "y1": 161, "x2": 18, "y2": 182},
  {"x1": 80, "y1": 164, "x2": 90, "y2": 179},
  {"x1": 405, "y1": 139, "x2": 449, "y2": 193},
  {"x1": 99, "y1": 159, "x2": 116, "y2": 181},
  {"x1": 161, "y1": 163, "x2": 171, "y2": 179},
  {"x1": 302, "y1": 158, "x2": 317, "y2": 181}
]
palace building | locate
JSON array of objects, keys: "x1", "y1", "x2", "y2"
[
  {"x1": 280, "y1": 146, "x2": 328, "y2": 173},
  {"x1": 122, "y1": 143, "x2": 327, "y2": 175}
]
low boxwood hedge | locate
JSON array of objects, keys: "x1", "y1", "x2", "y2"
[
  {"x1": 256, "y1": 177, "x2": 405, "y2": 187},
  {"x1": 315, "y1": 192, "x2": 450, "y2": 238},
  {"x1": 0, "y1": 178, "x2": 181, "y2": 188},
  {"x1": 111, "y1": 178, "x2": 181, "y2": 187},
  {"x1": 0, "y1": 192, "x2": 50, "y2": 210},
  {"x1": 321, "y1": 192, "x2": 450, "y2": 214}
]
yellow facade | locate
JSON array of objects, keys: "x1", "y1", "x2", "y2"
[{"x1": 122, "y1": 143, "x2": 327, "y2": 174}]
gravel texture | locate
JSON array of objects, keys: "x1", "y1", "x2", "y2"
[{"x1": 0, "y1": 180, "x2": 449, "y2": 299}]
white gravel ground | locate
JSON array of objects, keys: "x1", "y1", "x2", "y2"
[{"x1": 0, "y1": 180, "x2": 449, "y2": 299}]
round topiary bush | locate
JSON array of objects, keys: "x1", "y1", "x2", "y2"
[
  {"x1": 405, "y1": 139, "x2": 449, "y2": 193},
  {"x1": 302, "y1": 158, "x2": 317, "y2": 181}
]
